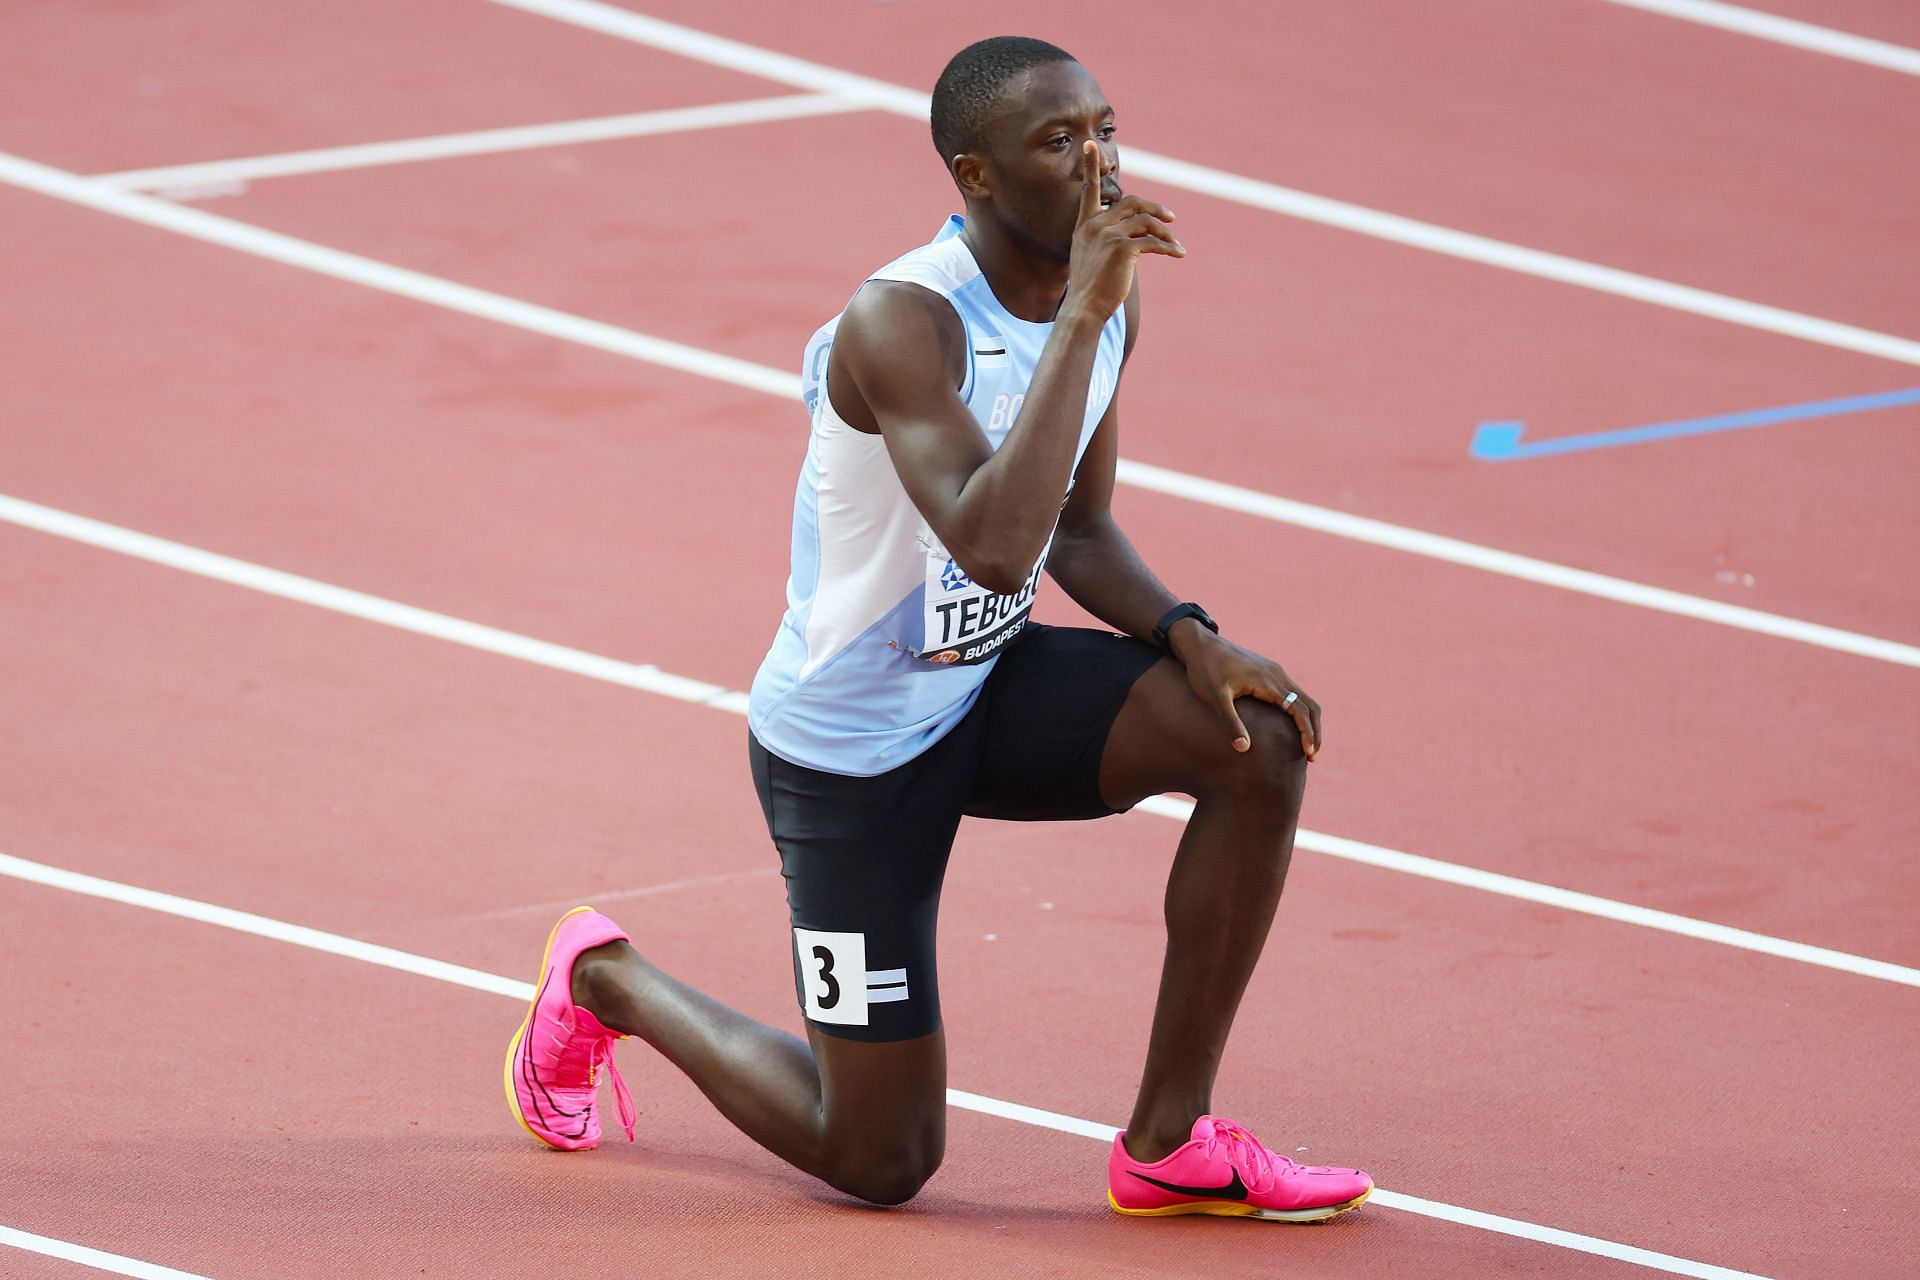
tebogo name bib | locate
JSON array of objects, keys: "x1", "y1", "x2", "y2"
[{"x1": 917, "y1": 538, "x2": 1048, "y2": 665}]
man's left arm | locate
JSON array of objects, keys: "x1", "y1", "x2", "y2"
[{"x1": 1044, "y1": 288, "x2": 1321, "y2": 759}]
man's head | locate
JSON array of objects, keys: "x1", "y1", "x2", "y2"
[
  {"x1": 931, "y1": 36, "x2": 1121, "y2": 262},
  {"x1": 930, "y1": 37, "x2": 1077, "y2": 167}
]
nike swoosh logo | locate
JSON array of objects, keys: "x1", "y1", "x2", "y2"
[{"x1": 1127, "y1": 1167, "x2": 1248, "y2": 1200}]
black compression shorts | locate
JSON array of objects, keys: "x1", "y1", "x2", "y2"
[{"x1": 748, "y1": 624, "x2": 1164, "y2": 1042}]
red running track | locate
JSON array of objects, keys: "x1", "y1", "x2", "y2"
[
  {"x1": 2, "y1": 2, "x2": 1916, "y2": 1278},
  {"x1": 3, "y1": 184, "x2": 1913, "y2": 959}
]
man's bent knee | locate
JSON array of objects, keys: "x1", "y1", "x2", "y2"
[
  {"x1": 808, "y1": 1027, "x2": 946, "y2": 1205},
  {"x1": 829, "y1": 1142, "x2": 944, "y2": 1206},
  {"x1": 1206, "y1": 701, "x2": 1307, "y2": 803}
]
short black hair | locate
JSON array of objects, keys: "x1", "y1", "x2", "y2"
[{"x1": 930, "y1": 36, "x2": 1077, "y2": 167}]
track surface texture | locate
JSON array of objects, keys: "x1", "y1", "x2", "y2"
[{"x1": 2, "y1": 2, "x2": 1915, "y2": 1278}]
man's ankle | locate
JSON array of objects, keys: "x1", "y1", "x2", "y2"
[
  {"x1": 1121, "y1": 1123, "x2": 1194, "y2": 1164},
  {"x1": 569, "y1": 942, "x2": 625, "y2": 1015}
]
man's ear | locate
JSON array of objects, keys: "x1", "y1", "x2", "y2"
[{"x1": 951, "y1": 152, "x2": 992, "y2": 200}]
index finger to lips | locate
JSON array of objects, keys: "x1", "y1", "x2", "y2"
[{"x1": 1078, "y1": 140, "x2": 1102, "y2": 224}]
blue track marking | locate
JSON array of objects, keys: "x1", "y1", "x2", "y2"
[{"x1": 1470, "y1": 386, "x2": 1920, "y2": 461}]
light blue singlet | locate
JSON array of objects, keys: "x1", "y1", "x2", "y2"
[{"x1": 747, "y1": 216, "x2": 1126, "y2": 777}]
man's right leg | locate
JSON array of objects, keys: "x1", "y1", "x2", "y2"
[
  {"x1": 570, "y1": 948, "x2": 946, "y2": 1206},
  {"x1": 521, "y1": 725, "x2": 972, "y2": 1205}
]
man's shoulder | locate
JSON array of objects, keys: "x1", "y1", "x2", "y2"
[
  {"x1": 826, "y1": 222, "x2": 974, "y2": 358},
  {"x1": 837, "y1": 278, "x2": 966, "y2": 376},
  {"x1": 868, "y1": 226, "x2": 978, "y2": 299},
  {"x1": 867, "y1": 221, "x2": 983, "y2": 299}
]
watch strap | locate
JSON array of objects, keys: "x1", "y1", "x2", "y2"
[{"x1": 1151, "y1": 602, "x2": 1218, "y2": 653}]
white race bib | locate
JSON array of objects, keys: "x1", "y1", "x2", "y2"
[
  {"x1": 793, "y1": 929, "x2": 913, "y2": 1027},
  {"x1": 794, "y1": 928, "x2": 867, "y2": 1026},
  {"x1": 918, "y1": 540, "x2": 1046, "y2": 666}
]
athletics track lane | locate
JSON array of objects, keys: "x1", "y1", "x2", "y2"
[
  {"x1": 2, "y1": 183, "x2": 1914, "y2": 962},
  {"x1": 3, "y1": 0, "x2": 1915, "y2": 636},
  {"x1": 3, "y1": 885, "x2": 1693, "y2": 1280},
  {"x1": 0, "y1": 0, "x2": 780, "y2": 174},
  {"x1": 192, "y1": 111, "x2": 1920, "y2": 644},
  {"x1": 1, "y1": 524, "x2": 1913, "y2": 1278},
  {"x1": 549, "y1": 0, "x2": 1920, "y2": 339},
  {"x1": 1615, "y1": 0, "x2": 1920, "y2": 50},
  {"x1": 2, "y1": 2, "x2": 1915, "y2": 1276}
]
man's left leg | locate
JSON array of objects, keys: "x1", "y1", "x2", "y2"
[
  {"x1": 965, "y1": 626, "x2": 1370, "y2": 1219},
  {"x1": 1096, "y1": 657, "x2": 1311, "y2": 1162}
]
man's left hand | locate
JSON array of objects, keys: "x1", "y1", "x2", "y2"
[{"x1": 1172, "y1": 627, "x2": 1321, "y2": 761}]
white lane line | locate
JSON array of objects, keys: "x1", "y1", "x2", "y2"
[
  {"x1": 4, "y1": 492, "x2": 1914, "y2": 989},
  {"x1": 1114, "y1": 460, "x2": 1920, "y2": 669},
  {"x1": 2, "y1": 153, "x2": 1913, "y2": 672},
  {"x1": 0, "y1": 150, "x2": 796, "y2": 400},
  {"x1": 1111, "y1": 150, "x2": 1920, "y2": 369},
  {"x1": 1599, "y1": 0, "x2": 1920, "y2": 76},
  {"x1": 0, "y1": 493, "x2": 748, "y2": 713},
  {"x1": 95, "y1": 93, "x2": 871, "y2": 191},
  {"x1": 1351, "y1": 1190, "x2": 1769, "y2": 1280},
  {"x1": 489, "y1": 0, "x2": 931, "y2": 113},
  {"x1": 0, "y1": 1225, "x2": 216, "y2": 1280},
  {"x1": 0, "y1": 851, "x2": 1779, "y2": 1280},
  {"x1": 485, "y1": 0, "x2": 1920, "y2": 368},
  {"x1": 0, "y1": 851, "x2": 531, "y2": 1001},
  {"x1": 1137, "y1": 797, "x2": 1920, "y2": 986}
]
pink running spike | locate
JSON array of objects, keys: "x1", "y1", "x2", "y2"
[
  {"x1": 1108, "y1": 1115, "x2": 1372, "y2": 1223},
  {"x1": 504, "y1": 907, "x2": 636, "y2": 1151}
]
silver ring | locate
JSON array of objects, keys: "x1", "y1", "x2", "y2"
[{"x1": 1281, "y1": 691, "x2": 1299, "y2": 710}]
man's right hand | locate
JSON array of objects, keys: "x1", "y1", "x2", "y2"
[{"x1": 1065, "y1": 139, "x2": 1184, "y2": 322}]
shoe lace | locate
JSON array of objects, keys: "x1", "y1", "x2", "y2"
[
  {"x1": 1201, "y1": 1119, "x2": 1290, "y2": 1192},
  {"x1": 591, "y1": 1037, "x2": 637, "y2": 1142}
]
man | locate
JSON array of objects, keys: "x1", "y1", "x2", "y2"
[{"x1": 506, "y1": 35, "x2": 1372, "y2": 1223}]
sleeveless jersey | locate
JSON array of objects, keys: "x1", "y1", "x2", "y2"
[{"x1": 747, "y1": 216, "x2": 1127, "y2": 776}]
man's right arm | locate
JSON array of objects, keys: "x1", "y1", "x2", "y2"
[
  {"x1": 828, "y1": 142, "x2": 1182, "y2": 594},
  {"x1": 830, "y1": 281, "x2": 1105, "y2": 593}
]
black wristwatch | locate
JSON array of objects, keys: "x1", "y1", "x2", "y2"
[{"x1": 1151, "y1": 602, "x2": 1218, "y2": 654}]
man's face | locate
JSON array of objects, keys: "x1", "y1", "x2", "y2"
[{"x1": 976, "y1": 60, "x2": 1122, "y2": 262}]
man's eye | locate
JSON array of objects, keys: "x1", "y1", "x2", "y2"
[
  {"x1": 1048, "y1": 135, "x2": 1071, "y2": 148},
  {"x1": 1098, "y1": 125, "x2": 1116, "y2": 139}
]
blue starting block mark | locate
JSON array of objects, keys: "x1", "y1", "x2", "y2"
[{"x1": 1470, "y1": 386, "x2": 1920, "y2": 462}]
